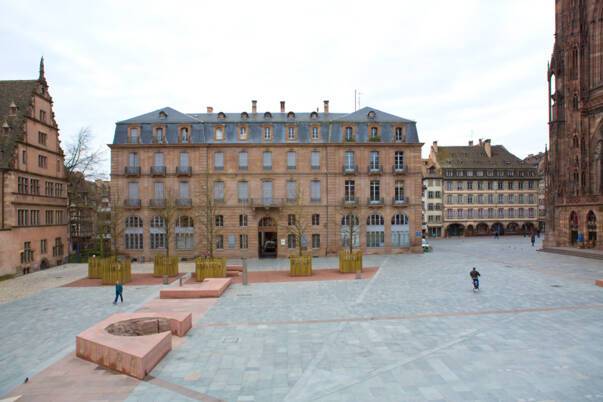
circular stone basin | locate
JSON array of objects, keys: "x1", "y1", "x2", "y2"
[{"x1": 105, "y1": 317, "x2": 171, "y2": 336}]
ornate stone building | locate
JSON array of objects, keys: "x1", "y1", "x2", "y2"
[
  {"x1": 421, "y1": 159, "x2": 443, "y2": 237},
  {"x1": 0, "y1": 59, "x2": 69, "y2": 275},
  {"x1": 110, "y1": 101, "x2": 423, "y2": 260},
  {"x1": 545, "y1": 0, "x2": 603, "y2": 250},
  {"x1": 428, "y1": 139, "x2": 540, "y2": 237}
]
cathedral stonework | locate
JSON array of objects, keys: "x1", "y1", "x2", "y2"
[{"x1": 545, "y1": 0, "x2": 603, "y2": 249}]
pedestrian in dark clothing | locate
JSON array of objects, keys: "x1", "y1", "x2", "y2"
[
  {"x1": 494, "y1": 230, "x2": 499, "y2": 239},
  {"x1": 470, "y1": 267, "x2": 481, "y2": 290},
  {"x1": 530, "y1": 233, "x2": 536, "y2": 247},
  {"x1": 113, "y1": 281, "x2": 123, "y2": 304}
]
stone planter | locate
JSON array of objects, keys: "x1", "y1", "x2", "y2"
[
  {"x1": 290, "y1": 255, "x2": 312, "y2": 276},
  {"x1": 338, "y1": 250, "x2": 363, "y2": 273},
  {"x1": 195, "y1": 258, "x2": 226, "y2": 282},
  {"x1": 153, "y1": 255, "x2": 179, "y2": 277}
]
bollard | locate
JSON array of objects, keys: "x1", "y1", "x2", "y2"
[
  {"x1": 355, "y1": 266, "x2": 362, "y2": 280},
  {"x1": 242, "y1": 259, "x2": 248, "y2": 286},
  {"x1": 163, "y1": 275, "x2": 169, "y2": 285},
  {"x1": 179, "y1": 275, "x2": 183, "y2": 287}
]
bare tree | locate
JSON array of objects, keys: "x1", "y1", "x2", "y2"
[
  {"x1": 196, "y1": 172, "x2": 222, "y2": 259},
  {"x1": 63, "y1": 127, "x2": 107, "y2": 179},
  {"x1": 284, "y1": 183, "x2": 309, "y2": 256},
  {"x1": 339, "y1": 202, "x2": 361, "y2": 254},
  {"x1": 158, "y1": 194, "x2": 178, "y2": 257},
  {"x1": 107, "y1": 188, "x2": 125, "y2": 257}
]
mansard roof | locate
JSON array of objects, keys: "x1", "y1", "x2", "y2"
[
  {"x1": 113, "y1": 105, "x2": 420, "y2": 145},
  {"x1": 435, "y1": 144, "x2": 532, "y2": 169}
]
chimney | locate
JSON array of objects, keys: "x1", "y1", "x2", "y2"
[
  {"x1": 432, "y1": 140, "x2": 438, "y2": 153},
  {"x1": 323, "y1": 100, "x2": 329, "y2": 113},
  {"x1": 478, "y1": 138, "x2": 483, "y2": 146},
  {"x1": 468, "y1": 140, "x2": 473, "y2": 146},
  {"x1": 280, "y1": 101, "x2": 285, "y2": 113},
  {"x1": 252, "y1": 100, "x2": 257, "y2": 114},
  {"x1": 484, "y1": 139, "x2": 492, "y2": 158},
  {"x1": 206, "y1": 106, "x2": 213, "y2": 113}
]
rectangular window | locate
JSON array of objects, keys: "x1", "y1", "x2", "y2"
[
  {"x1": 518, "y1": 181, "x2": 524, "y2": 190},
  {"x1": 264, "y1": 127, "x2": 271, "y2": 140},
  {"x1": 447, "y1": 209, "x2": 453, "y2": 219},
  {"x1": 239, "y1": 127, "x2": 247, "y2": 140},
  {"x1": 467, "y1": 181, "x2": 473, "y2": 190},
  {"x1": 21, "y1": 242, "x2": 33, "y2": 264},
  {"x1": 498, "y1": 194, "x2": 504, "y2": 204},
  {"x1": 312, "y1": 234, "x2": 320, "y2": 249},
  {"x1": 366, "y1": 231, "x2": 385, "y2": 248},
  {"x1": 518, "y1": 194, "x2": 524, "y2": 204},
  {"x1": 228, "y1": 234, "x2": 236, "y2": 249},
  {"x1": 155, "y1": 127, "x2": 164, "y2": 144},
  {"x1": 38, "y1": 132, "x2": 47, "y2": 145},
  {"x1": 288, "y1": 214, "x2": 296, "y2": 226},
  {"x1": 154, "y1": 182, "x2": 164, "y2": 199},
  {"x1": 312, "y1": 214, "x2": 320, "y2": 226},
  {"x1": 151, "y1": 232, "x2": 166, "y2": 250},
  {"x1": 395, "y1": 127, "x2": 403, "y2": 141},
  {"x1": 498, "y1": 181, "x2": 504, "y2": 190},
  {"x1": 447, "y1": 195, "x2": 453, "y2": 204},
  {"x1": 345, "y1": 127, "x2": 353, "y2": 141},
  {"x1": 17, "y1": 209, "x2": 28, "y2": 226},
  {"x1": 213, "y1": 181, "x2": 223, "y2": 201},
  {"x1": 31, "y1": 179, "x2": 39, "y2": 195},
  {"x1": 240, "y1": 234, "x2": 248, "y2": 249},
  {"x1": 312, "y1": 127, "x2": 319, "y2": 140},
  {"x1": 446, "y1": 181, "x2": 453, "y2": 191},
  {"x1": 507, "y1": 181, "x2": 514, "y2": 190},
  {"x1": 154, "y1": 152, "x2": 164, "y2": 167},
  {"x1": 344, "y1": 151, "x2": 355, "y2": 169},
  {"x1": 214, "y1": 152, "x2": 224, "y2": 170},
  {"x1": 467, "y1": 195, "x2": 473, "y2": 204},
  {"x1": 467, "y1": 208, "x2": 473, "y2": 218},
  {"x1": 128, "y1": 152, "x2": 139, "y2": 167},
  {"x1": 215, "y1": 127, "x2": 223, "y2": 141},
  {"x1": 38, "y1": 155, "x2": 47, "y2": 168},
  {"x1": 498, "y1": 208, "x2": 504, "y2": 218},
  {"x1": 238, "y1": 181, "x2": 248, "y2": 202},
  {"x1": 262, "y1": 181, "x2": 272, "y2": 202},
  {"x1": 45, "y1": 210, "x2": 54, "y2": 225},
  {"x1": 477, "y1": 194, "x2": 483, "y2": 203},
  {"x1": 56, "y1": 210, "x2": 63, "y2": 224},
  {"x1": 528, "y1": 208, "x2": 535, "y2": 218},
  {"x1": 528, "y1": 194, "x2": 535, "y2": 203},
  {"x1": 180, "y1": 127, "x2": 189, "y2": 143},
  {"x1": 528, "y1": 180, "x2": 535, "y2": 189},
  {"x1": 311, "y1": 180, "x2": 321, "y2": 201},
  {"x1": 345, "y1": 180, "x2": 355, "y2": 200},
  {"x1": 180, "y1": 152, "x2": 189, "y2": 167},
  {"x1": 263, "y1": 151, "x2": 272, "y2": 170},
  {"x1": 239, "y1": 214, "x2": 248, "y2": 227},
  {"x1": 39, "y1": 110, "x2": 46, "y2": 122},
  {"x1": 518, "y1": 208, "x2": 525, "y2": 218},
  {"x1": 216, "y1": 235, "x2": 224, "y2": 249},
  {"x1": 370, "y1": 151, "x2": 380, "y2": 169},
  {"x1": 239, "y1": 151, "x2": 248, "y2": 169},
  {"x1": 287, "y1": 180, "x2": 297, "y2": 201},
  {"x1": 40, "y1": 239, "x2": 47, "y2": 254},
  {"x1": 129, "y1": 127, "x2": 139, "y2": 144},
  {"x1": 215, "y1": 215, "x2": 224, "y2": 227},
  {"x1": 487, "y1": 194, "x2": 493, "y2": 203},
  {"x1": 287, "y1": 151, "x2": 296, "y2": 169},
  {"x1": 287, "y1": 234, "x2": 297, "y2": 249},
  {"x1": 369, "y1": 180, "x2": 380, "y2": 201},
  {"x1": 288, "y1": 127, "x2": 295, "y2": 140},
  {"x1": 488, "y1": 208, "x2": 494, "y2": 218},
  {"x1": 395, "y1": 181, "x2": 405, "y2": 201},
  {"x1": 311, "y1": 151, "x2": 320, "y2": 169},
  {"x1": 435, "y1": 191, "x2": 441, "y2": 198},
  {"x1": 456, "y1": 181, "x2": 463, "y2": 190},
  {"x1": 128, "y1": 182, "x2": 139, "y2": 199}
]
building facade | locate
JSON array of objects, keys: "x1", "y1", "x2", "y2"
[
  {"x1": 523, "y1": 152, "x2": 547, "y2": 232},
  {"x1": 428, "y1": 139, "x2": 540, "y2": 237},
  {"x1": 545, "y1": 0, "x2": 603, "y2": 249},
  {"x1": 0, "y1": 59, "x2": 69, "y2": 276},
  {"x1": 422, "y1": 159, "x2": 443, "y2": 237},
  {"x1": 110, "y1": 102, "x2": 423, "y2": 260}
]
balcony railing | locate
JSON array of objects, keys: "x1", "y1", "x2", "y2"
[
  {"x1": 392, "y1": 165, "x2": 406, "y2": 174},
  {"x1": 368, "y1": 165, "x2": 383, "y2": 175},
  {"x1": 149, "y1": 198, "x2": 166, "y2": 208},
  {"x1": 151, "y1": 166, "x2": 166, "y2": 176},
  {"x1": 342, "y1": 165, "x2": 358, "y2": 175},
  {"x1": 392, "y1": 196, "x2": 409, "y2": 206},
  {"x1": 367, "y1": 197, "x2": 384, "y2": 207},
  {"x1": 250, "y1": 198, "x2": 284, "y2": 209},
  {"x1": 124, "y1": 166, "x2": 141, "y2": 176},
  {"x1": 342, "y1": 197, "x2": 358, "y2": 207},
  {"x1": 124, "y1": 199, "x2": 141, "y2": 208},
  {"x1": 176, "y1": 198, "x2": 192, "y2": 208},
  {"x1": 176, "y1": 166, "x2": 192, "y2": 176}
]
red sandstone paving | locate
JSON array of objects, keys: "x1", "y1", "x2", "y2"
[
  {"x1": 62, "y1": 273, "x2": 185, "y2": 287},
  {"x1": 188, "y1": 267, "x2": 378, "y2": 284}
]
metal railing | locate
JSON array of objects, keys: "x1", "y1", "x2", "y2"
[
  {"x1": 342, "y1": 197, "x2": 358, "y2": 207},
  {"x1": 176, "y1": 166, "x2": 192, "y2": 176},
  {"x1": 342, "y1": 165, "x2": 358, "y2": 175},
  {"x1": 149, "y1": 198, "x2": 166, "y2": 208},
  {"x1": 150, "y1": 166, "x2": 166, "y2": 176},
  {"x1": 368, "y1": 165, "x2": 383, "y2": 175},
  {"x1": 392, "y1": 165, "x2": 406, "y2": 174},
  {"x1": 176, "y1": 198, "x2": 192, "y2": 208},
  {"x1": 250, "y1": 198, "x2": 284, "y2": 208},
  {"x1": 124, "y1": 166, "x2": 141, "y2": 176},
  {"x1": 392, "y1": 196, "x2": 409, "y2": 205},
  {"x1": 367, "y1": 197, "x2": 384, "y2": 206},
  {"x1": 124, "y1": 199, "x2": 141, "y2": 208}
]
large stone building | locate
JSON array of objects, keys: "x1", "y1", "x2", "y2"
[
  {"x1": 523, "y1": 152, "x2": 547, "y2": 232},
  {"x1": 109, "y1": 101, "x2": 423, "y2": 260},
  {"x1": 69, "y1": 176, "x2": 110, "y2": 256},
  {"x1": 0, "y1": 59, "x2": 68, "y2": 276},
  {"x1": 428, "y1": 139, "x2": 540, "y2": 237},
  {"x1": 421, "y1": 159, "x2": 443, "y2": 237},
  {"x1": 545, "y1": 0, "x2": 603, "y2": 249}
]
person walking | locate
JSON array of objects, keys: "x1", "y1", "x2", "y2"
[
  {"x1": 113, "y1": 281, "x2": 123, "y2": 304},
  {"x1": 470, "y1": 267, "x2": 481, "y2": 291},
  {"x1": 530, "y1": 232, "x2": 536, "y2": 247}
]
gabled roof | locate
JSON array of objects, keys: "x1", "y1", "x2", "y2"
[
  {"x1": 117, "y1": 107, "x2": 201, "y2": 124},
  {"x1": 435, "y1": 145, "x2": 529, "y2": 169}
]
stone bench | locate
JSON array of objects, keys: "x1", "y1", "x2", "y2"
[
  {"x1": 76, "y1": 312, "x2": 192, "y2": 379},
  {"x1": 227, "y1": 265, "x2": 243, "y2": 272},
  {"x1": 160, "y1": 277, "x2": 232, "y2": 299}
]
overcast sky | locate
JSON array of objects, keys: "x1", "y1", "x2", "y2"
[{"x1": 1, "y1": 0, "x2": 553, "y2": 173}]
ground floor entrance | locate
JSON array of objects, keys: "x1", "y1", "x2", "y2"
[{"x1": 258, "y1": 231, "x2": 277, "y2": 258}]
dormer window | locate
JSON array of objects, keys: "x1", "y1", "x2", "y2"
[
  {"x1": 241, "y1": 112, "x2": 249, "y2": 120},
  {"x1": 345, "y1": 127, "x2": 354, "y2": 142},
  {"x1": 264, "y1": 127, "x2": 272, "y2": 141},
  {"x1": 264, "y1": 112, "x2": 272, "y2": 120},
  {"x1": 39, "y1": 110, "x2": 46, "y2": 122},
  {"x1": 215, "y1": 126, "x2": 224, "y2": 141},
  {"x1": 367, "y1": 111, "x2": 376, "y2": 120},
  {"x1": 370, "y1": 127, "x2": 379, "y2": 139},
  {"x1": 8, "y1": 102, "x2": 17, "y2": 116},
  {"x1": 217, "y1": 112, "x2": 226, "y2": 120},
  {"x1": 2, "y1": 122, "x2": 9, "y2": 134},
  {"x1": 311, "y1": 126, "x2": 319, "y2": 140},
  {"x1": 239, "y1": 126, "x2": 248, "y2": 140},
  {"x1": 180, "y1": 127, "x2": 189, "y2": 143},
  {"x1": 154, "y1": 127, "x2": 165, "y2": 144},
  {"x1": 287, "y1": 126, "x2": 296, "y2": 140},
  {"x1": 129, "y1": 127, "x2": 140, "y2": 144},
  {"x1": 159, "y1": 111, "x2": 167, "y2": 120},
  {"x1": 395, "y1": 127, "x2": 404, "y2": 142},
  {"x1": 310, "y1": 111, "x2": 318, "y2": 120},
  {"x1": 287, "y1": 111, "x2": 295, "y2": 120}
]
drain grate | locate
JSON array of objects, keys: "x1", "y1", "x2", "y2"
[
  {"x1": 236, "y1": 293, "x2": 252, "y2": 297},
  {"x1": 222, "y1": 336, "x2": 240, "y2": 343},
  {"x1": 550, "y1": 285, "x2": 562, "y2": 288}
]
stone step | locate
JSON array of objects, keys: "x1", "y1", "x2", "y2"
[{"x1": 539, "y1": 248, "x2": 603, "y2": 260}]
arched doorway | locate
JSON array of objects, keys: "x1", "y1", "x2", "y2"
[
  {"x1": 466, "y1": 225, "x2": 474, "y2": 236},
  {"x1": 491, "y1": 222, "x2": 504, "y2": 236},
  {"x1": 587, "y1": 211, "x2": 597, "y2": 245},
  {"x1": 39, "y1": 258, "x2": 49, "y2": 270},
  {"x1": 446, "y1": 224, "x2": 464, "y2": 237},
  {"x1": 391, "y1": 213, "x2": 409, "y2": 247},
  {"x1": 258, "y1": 216, "x2": 277, "y2": 258},
  {"x1": 569, "y1": 211, "x2": 579, "y2": 245},
  {"x1": 476, "y1": 223, "x2": 489, "y2": 235},
  {"x1": 522, "y1": 222, "x2": 535, "y2": 234},
  {"x1": 507, "y1": 222, "x2": 519, "y2": 234}
]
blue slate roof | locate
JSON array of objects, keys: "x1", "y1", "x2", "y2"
[{"x1": 113, "y1": 106, "x2": 420, "y2": 145}]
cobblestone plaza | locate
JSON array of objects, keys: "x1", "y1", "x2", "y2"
[{"x1": 1, "y1": 237, "x2": 603, "y2": 401}]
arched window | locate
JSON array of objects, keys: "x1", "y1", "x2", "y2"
[
  {"x1": 150, "y1": 216, "x2": 166, "y2": 249},
  {"x1": 287, "y1": 111, "x2": 295, "y2": 120},
  {"x1": 570, "y1": 211, "x2": 579, "y2": 245},
  {"x1": 240, "y1": 111, "x2": 249, "y2": 120},
  {"x1": 176, "y1": 216, "x2": 194, "y2": 250},
  {"x1": 310, "y1": 111, "x2": 318, "y2": 120},
  {"x1": 392, "y1": 213, "x2": 409, "y2": 247},
  {"x1": 217, "y1": 112, "x2": 226, "y2": 120},
  {"x1": 367, "y1": 110, "x2": 376, "y2": 120},
  {"x1": 366, "y1": 213, "x2": 384, "y2": 247},
  {"x1": 587, "y1": 211, "x2": 597, "y2": 243},
  {"x1": 264, "y1": 111, "x2": 272, "y2": 120},
  {"x1": 125, "y1": 216, "x2": 143, "y2": 249}
]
